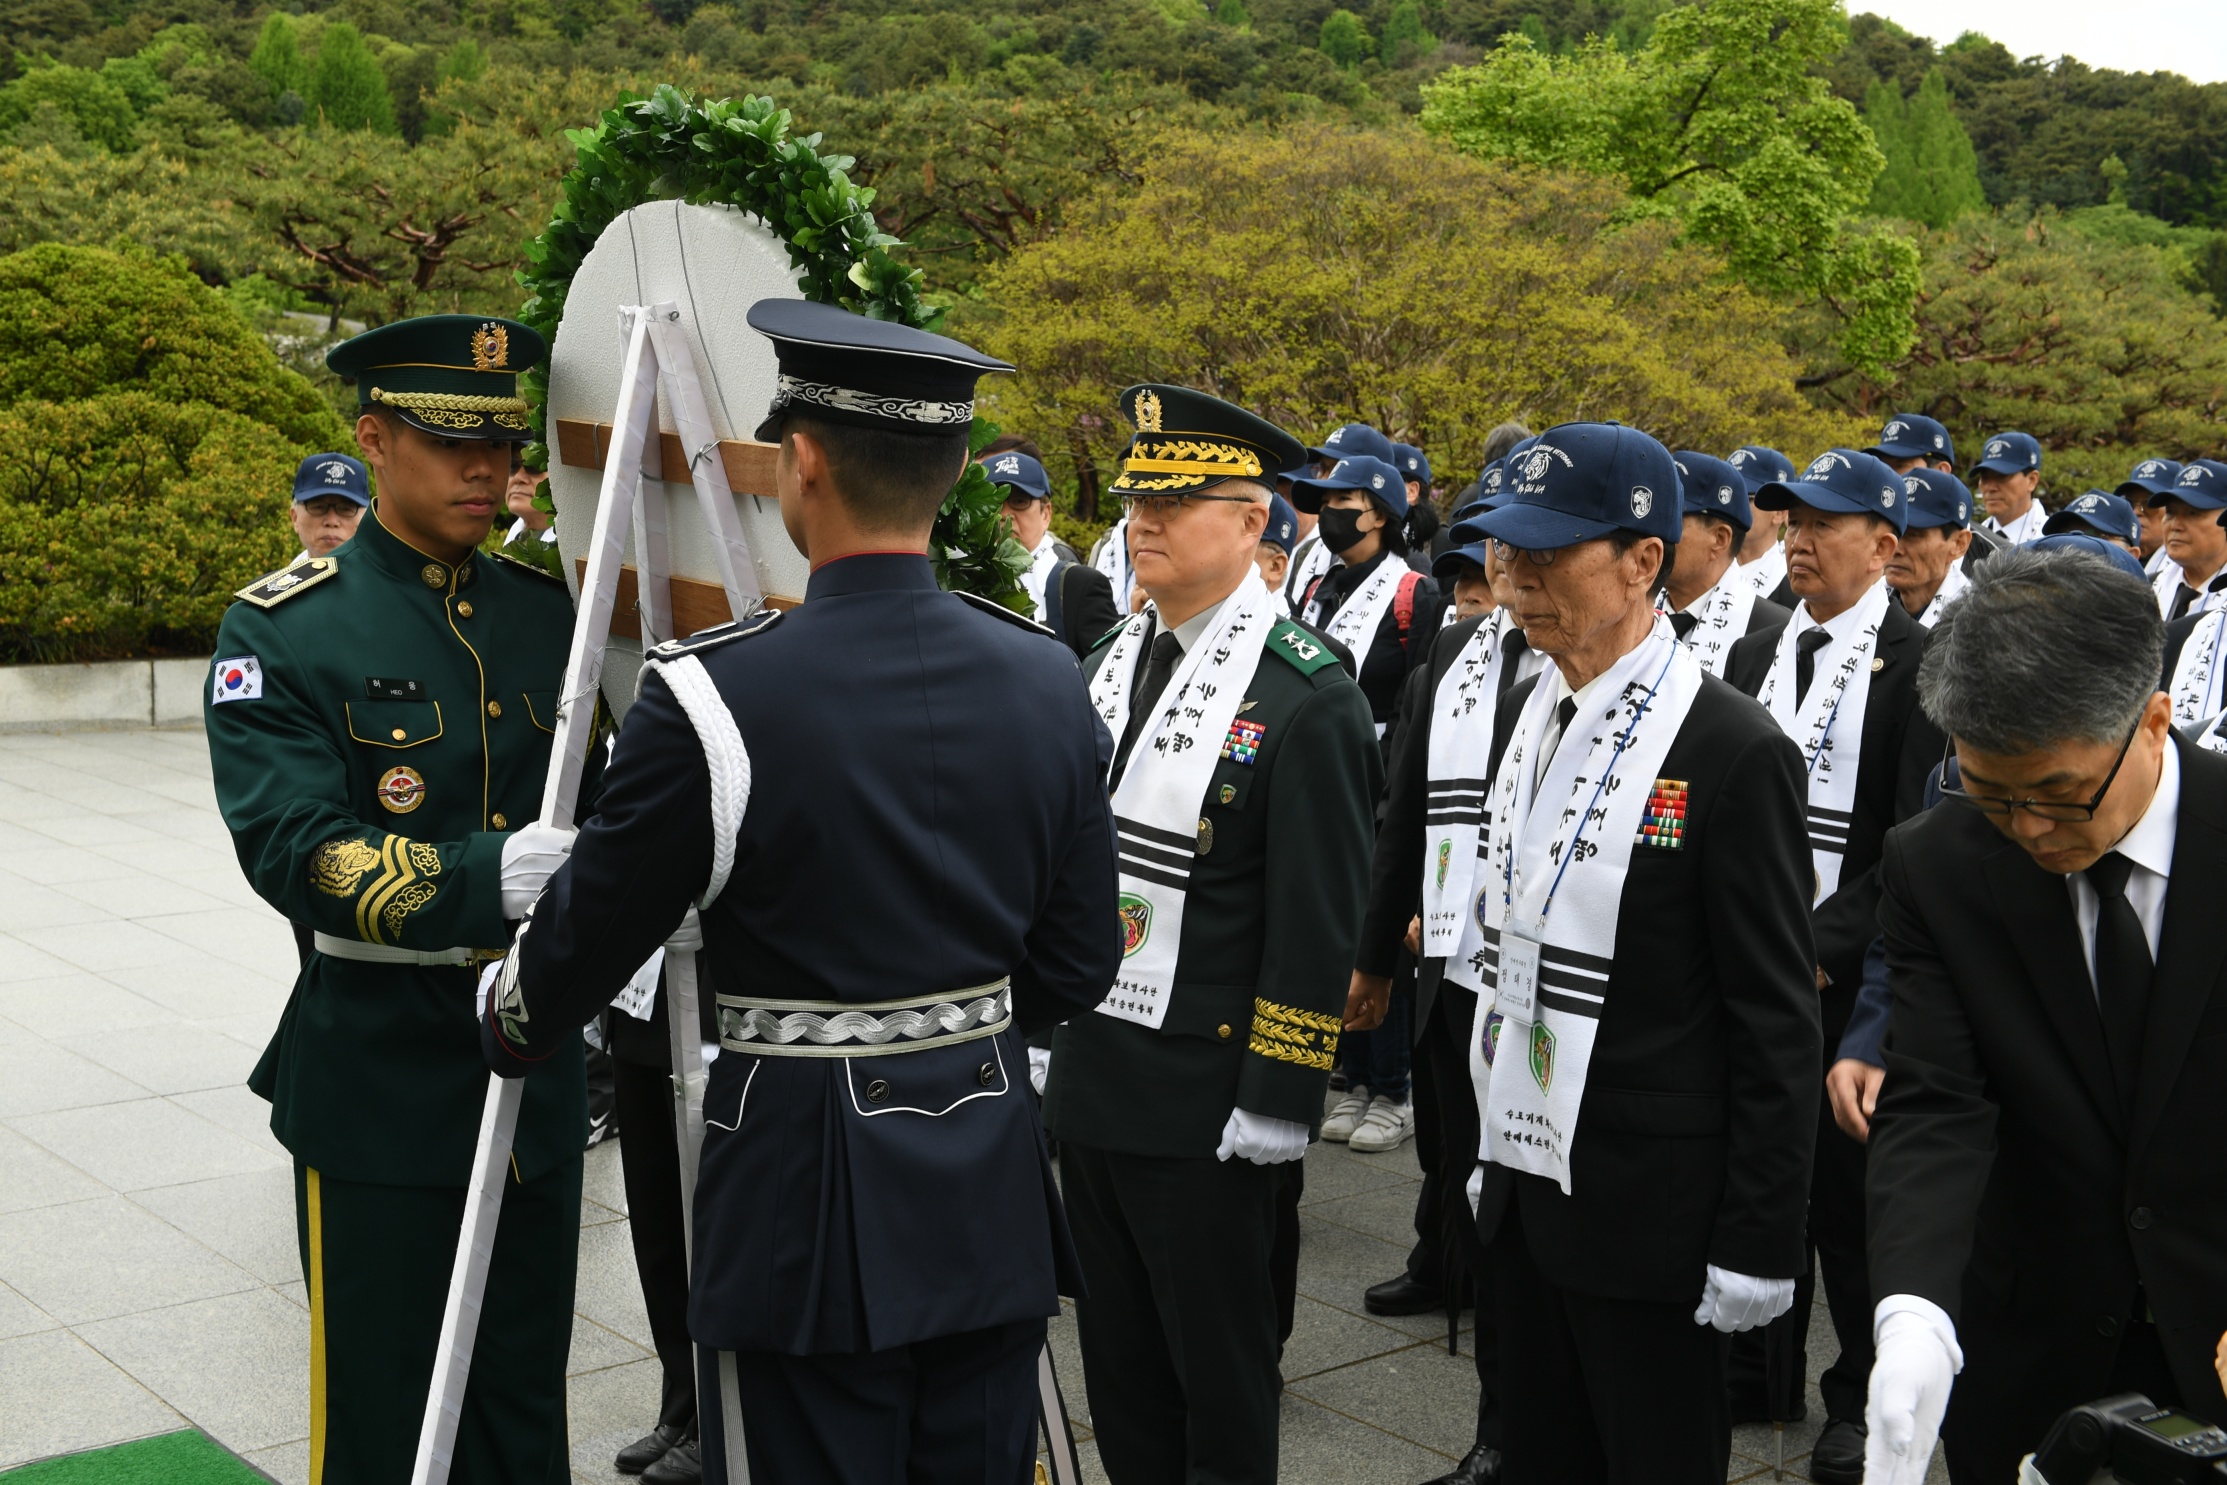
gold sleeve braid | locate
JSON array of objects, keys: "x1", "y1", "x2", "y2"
[
  {"x1": 1248, "y1": 997, "x2": 1340, "y2": 1071},
  {"x1": 310, "y1": 833, "x2": 443, "y2": 945}
]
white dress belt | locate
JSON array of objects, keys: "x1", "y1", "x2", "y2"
[{"x1": 311, "y1": 931, "x2": 478, "y2": 967}]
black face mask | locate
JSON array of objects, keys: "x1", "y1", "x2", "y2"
[{"x1": 1317, "y1": 505, "x2": 1372, "y2": 555}]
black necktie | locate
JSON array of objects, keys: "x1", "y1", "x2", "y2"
[
  {"x1": 1670, "y1": 611, "x2": 1699, "y2": 641},
  {"x1": 1794, "y1": 627, "x2": 1832, "y2": 706},
  {"x1": 1122, "y1": 631, "x2": 1185, "y2": 759},
  {"x1": 2086, "y1": 850, "x2": 2153, "y2": 1112},
  {"x1": 2172, "y1": 585, "x2": 2198, "y2": 621},
  {"x1": 1550, "y1": 695, "x2": 1578, "y2": 757}
]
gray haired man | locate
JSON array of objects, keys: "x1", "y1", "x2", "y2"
[{"x1": 1865, "y1": 548, "x2": 2227, "y2": 1483}]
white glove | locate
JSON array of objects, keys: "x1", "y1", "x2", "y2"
[
  {"x1": 1692, "y1": 1264, "x2": 1795, "y2": 1333},
  {"x1": 1465, "y1": 1163, "x2": 1484, "y2": 1218},
  {"x1": 1865, "y1": 1295, "x2": 1962, "y2": 1485},
  {"x1": 1214, "y1": 1108, "x2": 1309, "y2": 1165},
  {"x1": 1027, "y1": 1046, "x2": 1051, "y2": 1096},
  {"x1": 499, "y1": 823, "x2": 575, "y2": 918},
  {"x1": 665, "y1": 906, "x2": 703, "y2": 953}
]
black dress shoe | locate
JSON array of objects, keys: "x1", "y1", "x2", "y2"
[
  {"x1": 615, "y1": 1423, "x2": 685, "y2": 1475},
  {"x1": 642, "y1": 1437, "x2": 702, "y2": 1485},
  {"x1": 1421, "y1": 1444, "x2": 1501, "y2": 1484},
  {"x1": 1808, "y1": 1417, "x2": 1865, "y2": 1485},
  {"x1": 1364, "y1": 1274, "x2": 1445, "y2": 1317}
]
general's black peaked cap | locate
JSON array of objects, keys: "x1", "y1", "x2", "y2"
[{"x1": 1108, "y1": 384, "x2": 1308, "y2": 497}]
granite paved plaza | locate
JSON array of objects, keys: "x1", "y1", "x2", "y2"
[{"x1": 0, "y1": 723, "x2": 1936, "y2": 1482}]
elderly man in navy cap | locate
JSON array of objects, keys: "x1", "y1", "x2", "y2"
[
  {"x1": 983, "y1": 447, "x2": 1120, "y2": 657},
  {"x1": 2145, "y1": 460, "x2": 2227, "y2": 621},
  {"x1": 1865, "y1": 414, "x2": 1957, "y2": 476},
  {"x1": 2119, "y1": 458, "x2": 2187, "y2": 575},
  {"x1": 1661, "y1": 449, "x2": 1793, "y2": 676},
  {"x1": 1887, "y1": 469, "x2": 1978, "y2": 628},
  {"x1": 1253, "y1": 490, "x2": 1301, "y2": 615},
  {"x1": 2044, "y1": 490, "x2": 2143, "y2": 555},
  {"x1": 1969, "y1": 431, "x2": 2048, "y2": 546},
  {"x1": 287, "y1": 450, "x2": 370, "y2": 560},
  {"x1": 1726, "y1": 444, "x2": 1798, "y2": 601},
  {"x1": 1454, "y1": 422, "x2": 1818, "y2": 1484},
  {"x1": 1725, "y1": 448, "x2": 1948, "y2": 1481}
]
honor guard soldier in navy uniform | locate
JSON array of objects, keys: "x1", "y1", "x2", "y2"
[
  {"x1": 205, "y1": 314, "x2": 598, "y2": 1483},
  {"x1": 1043, "y1": 385, "x2": 1382, "y2": 1485},
  {"x1": 479, "y1": 300, "x2": 1121, "y2": 1485}
]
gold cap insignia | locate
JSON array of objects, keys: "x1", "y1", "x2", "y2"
[
  {"x1": 421, "y1": 564, "x2": 447, "y2": 589},
  {"x1": 1133, "y1": 389, "x2": 1163, "y2": 432},
  {"x1": 470, "y1": 322, "x2": 510, "y2": 372}
]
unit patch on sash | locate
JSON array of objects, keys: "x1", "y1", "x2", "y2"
[{"x1": 1636, "y1": 778, "x2": 1688, "y2": 849}]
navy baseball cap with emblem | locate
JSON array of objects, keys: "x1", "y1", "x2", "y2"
[
  {"x1": 1431, "y1": 537, "x2": 1491, "y2": 581},
  {"x1": 2117, "y1": 457, "x2": 2185, "y2": 501},
  {"x1": 327, "y1": 314, "x2": 545, "y2": 440},
  {"x1": 1754, "y1": 448, "x2": 1909, "y2": 535},
  {"x1": 1865, "y1": 414, "x2": 1955, "y2": 465},
  {"x1": 292, "y1": 452, "x2": 370, "y2": 506},
  {"x1": 1969, "y1": 430, "x2": 2042, "y2": 477},
  {"x1": 1727, "y1": 445, "x2": 1797, "y2": 488},
  {"x1": 2043, "y1": 490, "x2": 2140, "y2": 545},
  {"x1": 2030, "y1": 532, "x2": 2149, "y2": 583},
  {"x1": 1107, "y1": 384, "x2": 1307, "y2": 498},
  {"x1": 1262, "y1": 494, "x2": 1300, "y2": 555},
  {"x1": 1290, "y1": 455, "x2": 1411, "y2": 519},
  {"x1": 1308, "y1": 422, "x2": 1396, "y2": 466},
  {"x1": 1899, "y1": 468, "x2": 1974, "y2": 530},
  {"x1": 747, "y1": 299, "x2": 1011, "y2": 442},
  {"x1": 1392, "y1": 442, "x2": 1432, "y2": 487},
  {"x1": 982, "y1": 449, "x2": 1050, "y2": 501},
  {"x1": 1672, "y1": 450, "x2": 1752, "y2": 533},
  {"x1": 1463, "y1": 421, "x2": 1682, "y2": 551},
  {"x1": 2155, "y1": 458, "x2": 2227, "y2": 512}
]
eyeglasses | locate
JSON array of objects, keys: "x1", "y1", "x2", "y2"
[
  {"x1": 1489, "y1": 538, "x2": 1563, "y2": 566},
  {"x1": 1000, "y1": 492, "x2": 1044, "y2": 510},
  {"x1": 1119, "y1": 493, "x2": 1259, "y2": 519},
  {"x1": 1937, "y1": 715, "x2": 2141, "y2": 822}
]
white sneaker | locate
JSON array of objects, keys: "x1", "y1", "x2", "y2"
[
  {"x1": 1320, "y1": 1089, "x2": 1372, "y2": 1143},
  {"x1": 1347, "y1": 1096, "x2": 1415, "y2": 1154}
]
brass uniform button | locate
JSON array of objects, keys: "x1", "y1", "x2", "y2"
[
  {"x1": 865, "y1": 1079, "x2": 891, "y2": 1104},
  {"x1": 1217, "y1": 1024, "x2": 1232, "y2": 1040},
  {"x1": 977, "y1": 1062, "x2": 996, "y2": 1087},
  {"x1": 457, "y1": 601, "x2": 474, "y2": 618},
  {"x1": 487, "y1": 700, "x2": 502, "y2": 718},
  {"x1": 1196, "y1": 818, "x2": 1214, "y2": 854},
  {"x1": 390, "y1": 727, "x2": 406, "y2": 741},
  {"x1": 492, "y1": 812, "x2": 508, "y2": 830},
  {"x1": 421, "y1": 564, "x2": 446, "y2": 589}
]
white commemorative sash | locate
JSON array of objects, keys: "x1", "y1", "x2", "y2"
[
  {"x1": 1020, "y1": 535, "x2": 1061, "y2": 623},
  {"x1": 2196, "y1": 712, "x2": 2227, "y2": 755},
  {"x1": 1738, "y1": 543, "x2": 1786, "y2": 599},
  {"x1": 1758, "y1": 580, "x2": 1888, "y2": 905},
  {"x1": 1420, "y1": 611, "x2": 1516, "y2": 958},
  {"x1": 1305, "y1": 552, "x2": 1405, "y2": 677},
  {"x1": 1088, "y1": 572, "x2": 1275, "y2": 1029},
  {"x1": 1094, "y1": 517, "x2": 1133, "y2": 610},
  {"x1": 1668, "y1": 565, "x2": 1757, "y2": 677},
  {"x1": 2170, "y1": 610, "x2": 2227, "y2": 729},
  {"x1": 1467, "y1": 620, "x2": 1701, "y2": 1193},
  {"x1": 1910, "y1": 557, "x2": 1969, "y2": 629}
]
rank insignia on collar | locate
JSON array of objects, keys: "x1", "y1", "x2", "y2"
[
  {"x1": 1635, "y1": 779, "x2": 1687, "y2": 849},
  {"x1": 1222, "y1": 718, "x2": 1266, "y2": 765}
]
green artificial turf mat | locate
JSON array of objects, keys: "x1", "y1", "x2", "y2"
[{"x1": 0, "y1": 1429, "x2": 267, "y2": 1484}]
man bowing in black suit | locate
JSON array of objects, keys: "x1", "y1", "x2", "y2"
[
  {"x1": 1463, "y1": 423, "x2": 1820, "y2": 1483},
  {"x1": 1865, "y1": 547, "x2": 2227, "y2": 1484},
  {"x1": 1724, "y1": 448, "x2": 1945, "y2": 1481}
]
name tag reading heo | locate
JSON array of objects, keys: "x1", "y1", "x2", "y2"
[{"x1": 1497, "y1": 921, "x2": 1544, "y2": 1023}]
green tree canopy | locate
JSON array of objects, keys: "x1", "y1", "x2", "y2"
[
  {"x1": 307, "y1": 22, "x2": 396, "y2": 134},
  {"x1": 1318, "y1": 10, "x2": 1371, "y2": 69},
  {"x1": 248, "y1": 13, "x2": 307, "y2": 98},
  {"x1": 0, "y1": 65, "x2": 140, "y2": 152},
  {"x1": 0, "y1": 244, "x2": 344, "y2": 446},
  {"x1": 1864, "y1": 70, "x2": 1985, "y2": 229},
  {"x1": 1420, "y1": 0, "x2": 1921, "y2": 380},
  {"x1": 960, "y1": 125, "x2": 1857, "y2": 519}
]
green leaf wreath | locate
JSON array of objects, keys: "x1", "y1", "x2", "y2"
[{"x1": 514, "y1": 84, "x2": 1030, "y2": 613}]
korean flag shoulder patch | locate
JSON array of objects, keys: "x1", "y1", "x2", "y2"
[{"x1": 212, "y1": 656, "x2": 264, "y2": 704}]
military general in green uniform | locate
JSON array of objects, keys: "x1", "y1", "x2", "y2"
[
  {"x1": 1044, "y1": 385, "x2": 1382, "y2": 1485},
  {"x1": 205, "y1": 315, "x2": 598, "y2": 1484}
]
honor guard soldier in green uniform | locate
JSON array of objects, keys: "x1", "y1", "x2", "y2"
[
  {"x1": 205, "y1": 314, "x2": 598, "y2": 1485},
  {"x1": 1044, "y1": 385, "x2": 1382, "y2": 1485}
]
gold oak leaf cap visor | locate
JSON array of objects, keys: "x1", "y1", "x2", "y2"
[
  {"x1": 1110, "y1": 384, "x2": 1308, "y2": 497},
  {"x1": 745, "y1": 299, "x2": 1013, "y2": 442},
  {"x1": 326, "y1": 313, "x2": 545, "y2": 441}
]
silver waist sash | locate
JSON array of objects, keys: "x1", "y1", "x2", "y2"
[
  {"x1": 715, "y1": 980, "x2": 1012, "y2": 1058},
  {"x1": 311, "y1": 931, "x2": 482, "y2": 967}
]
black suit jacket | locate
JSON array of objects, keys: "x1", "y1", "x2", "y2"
[
  {"x1": 1726, "y1": 598, "x2": 1944, "y2": 1037},
  {"x1": 1868, "y1": 735, "x2": 2227, "y2": 1478},
  {"x1": 1473, "y1": 669, "x2": 1821, "y2": 1300},
  {"x1": 1743, "y1": 593, "x2": 1795, "y2": 644},
  {"x1": 2161, "y1": 608, "x2": 2205, "y2": 690},
  {"x1": 1046, "y1": 560, "x2": 1121, "y2": 661}
]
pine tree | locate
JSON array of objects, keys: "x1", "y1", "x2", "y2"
[
  {"x1": 247, "y1": 14, "x2": 305, "y2": 98},
  {"x1": 1866, "y1": 71, "x2": 1986, "y2": 228},
  {"x1": 1213, "y1": 0, "x2": 1251, "y2": 29},
  {"x1": 307, "y1": 23, "x2": 396, "y2": 135},
  {"x1": 1318, "y1": 10, "x2": 1372, "y2": 68}
]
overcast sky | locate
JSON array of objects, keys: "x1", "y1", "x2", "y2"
[{"x1": 1851, "y1": 0, "x2": 2226, "y2": 84}]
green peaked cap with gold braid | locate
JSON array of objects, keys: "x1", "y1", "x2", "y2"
[
  {"x1": 1110, "y1": 383, "x2": 1308, "y2": 497},
  {"x1": 326, "y1": 313, "x2": 547, "y2": 440}
]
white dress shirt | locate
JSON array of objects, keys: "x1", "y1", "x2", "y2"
[
  {"x1": 1533, "y1": 660, "x2": 1623, "y2": 793},
  {"x1": 1019, "y1": 531, "x2": 1062, "y2": 622},
  {"x1": 2066, "y1": 740, "x2": 2178, "y2": 998},
  {"x1": 1790, "y1": 583, "x2": 1881, "y2": 662},
  {"x1": 1986, "y1": 502, "x2": 2047, "y2": 546}
]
